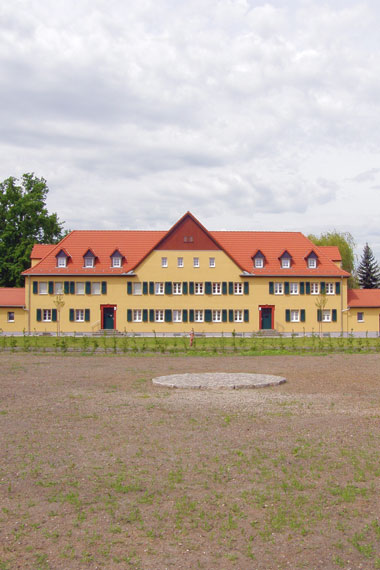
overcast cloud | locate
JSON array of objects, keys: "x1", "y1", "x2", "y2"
[{"x1": 1, "y1": 0, "x2": 380, "y2": 263}]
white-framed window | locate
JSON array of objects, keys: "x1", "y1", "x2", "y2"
[
  {"x1": 75, "y1": 309, "x2": 84, "y2": 322},
  {"x1": 281, "y1": 257, "x2": 291, "y2": 269},
  {"x1": 7, "y1": 311, "x2": 15, "y2": 322},
  {"x1": 133, "y1": 282, "x2": 142, "y2": 295},
  {"x1": 322, "y1": 309, "x2": 331, "y2": 322},
  {"x1": 155, "y1": 282, "x2": 164, "y2": 295},
  {"x1": 194, "y1": 309, "x2": 204, "y2": 322},
  {"x1": 234, "y1": 282, "x2": 243, "y2": 295},
  {"x1": 212, "y1": 282, "x2": 221, "y2": 295},
  {"x1": 193, "y1": 257, "x2": 199, "y2": 268},
  {"x1": 357, "y1": 311, "x2": 364, "y2": 323},
  {"x1": 254, "y1": 257, "x2": 264, "y2": 268},
  {"x1": 310, "y1": 283, "x2": 319, "y2": 295},
  {"x1": 161, "y1": 257, "x2": 168, "y2": 268},
  {"x1": 212, "y1": 310, "x2": 222, "y2": 322},
  {"x1": 42, "y1": 309, "x2": 52, "y2": 322},
  {"x1": 84, "y1": 255, "x2": 95, "y2": 268},
  {"x1": 54, "y1": 282, "x2": 63, "y2": 294},
  {"x1": 234, "y1": 309, "x2": 243, "y2": 322},
  {"x1": 76, "y1": 282, "x2": 85, "y2": 295},
  {"x1": 290, "y1": 310, "x2": 300, "y2": 322},
  {"x1": 173, "y1": 282, "x2": 182, "y2": 295},
  {"x1": 133, "y1": 309, "x2": 142, "y2": 322},
  {"x1": 274, "y1": 282, "x2": 283, "y2": 295},
  {"x1": 92, "y1": 282, "x2": 101, "y2": 295},
  {"x1": 155, "y1": 309, "x2": 164, "y2": 322},
  {"x1": 195, "y1": 282, "x2": 204, "y2": 295},
  {"x1": 173, "y1": 310, "x2": 182, "y2": 322},
  {"x1": 112, "y1": 255, "x2": 122, "y2": 268},
  {"x1": 177, "y1": 257, "x2": 184, "y2": 268},
  {"x1": 308, "y1": 257, "x2": 317, "y2": 269},
  {"x1": 209, "y1": 257, "x2": 215, "y2": 268},
  {"x1": 290, "y1": 283, "x2": 299, "y2": 295},
  {"x1": 57, "y1": 255, "x2": 67, "y2": 268},
  {"x1": 39, "y1": 282, "x2": 48, "y2": 295},
  {"x1": 326, "y1": 283, "x2": 334, "y2": 295}
]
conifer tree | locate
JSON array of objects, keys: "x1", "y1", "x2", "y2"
[{"x1": 357, "y1": 243, "x2": 380, "y2": 289}]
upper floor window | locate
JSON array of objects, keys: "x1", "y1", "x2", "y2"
[
  {"x1": 177, "y1": 257, "x2": 184, "y2": 268},
  {"x1": 274, "y1": 282, "x2": 283, "y2": 295},
  {"x1": 209, "y1": 257, "x2": 215, "y2": 268},
  {"x1": 290, "y1": 282, "x2": 299, "y2": 295},
  {"x1": 195, "y1": 282, "x2": 204, "y2": 295},
  {"x1": 84, "y1": 251, "x2": 95, "y2": 268},
  {"x1": 133, "y1": 282, "x2": 142, "y2": 295},
  {"x1": 173, "y1": 282, "x2": 182, "y2": 295},
  {"x1": 310, "y1": 283, "x2": 319, "y2": 295},
  {"x1": 326, "y1": 282, "x2": 334, "y2": 295},
  {"x1": 234, "y1": 282, "x2": 243, "y2": 295},
  {"x1": 39, "y1": 282, "x2": 48, "y2": 295},
  {"x1": 212, "y1": 282, "x2": 221, "y2": 295},
  {"x1": 54, "y1": 282, "x2": 63, "y2": 295},
  {"x1": 76, "y1": 282, "x2": 85, "y2": 295},
  {"x1": 161, "y1": 257, "x2": 168, "y2": 268},
  {"x1": 155, "y1": 282, "x2": 164, "y2": 295},
  {"x1": 193, "y1": 257, "x2": 200, "y2": 268},
  {"x1": 92, "y1": 282, "x2": 101, "y2": 295}
]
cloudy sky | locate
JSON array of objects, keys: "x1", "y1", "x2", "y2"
[{"x1": 1, "y1": 0, "x2": 380, "y2": 262}]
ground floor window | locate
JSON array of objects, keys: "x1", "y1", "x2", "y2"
[
  {"x1": 173, "y1": 310, "x2": 182, "y2": 322},
  {"x1": 155, "y1": 309, "x2": 164, "y2": 322},
  {"x1": 7, "y1": 311, "x2": 15, "y2": 322},
  {"x1": 133, "y1": 309, "x2": 142, "y2": 322},
  {"x1": 291, "y1": 309, "x2": 299, "y2": 322},
  {"x1": 212, "y1": 310, "x2": 222, "y2": 322},
  {"x1": 75, "y1": 309, "x2": 84, "y2": 322},
  {"x1": 322, "y1": 309, "x2": 331, "y2": 322},
  {"x1": 195, "y1": 310, "x2": 204, "y2": 322},
  {"x1": 234, "y1": 310, "x2": 243, "y2": 322},
  {"x1": 43, "y1": 309, "x2": 52, "y2": 322},
  {"x1": 357, "y1": 312, "x2": 364, "y2": 322}
]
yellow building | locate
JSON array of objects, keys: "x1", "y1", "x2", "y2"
[{"x1": 1, "y1": 212, "x2": 379, "y2": 336}]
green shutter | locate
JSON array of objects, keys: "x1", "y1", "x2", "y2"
[
  {"x1": 300, "y1": 282, "x2": 305, "y2": 295},
  {"x1": 306, "y1": 282, "x2": 310, "y2": 295},
  {"x1": 228, "y1": 282, "x2": 234, "y2": 295},
  {"x1": 222, "y1": 309, "x2": 227, "y2": 322},
  {"x1": 36, "y1": 308, "x2": 42, "y2": 322},
  {"x1": 165, "y1": 282, "x2": 172, "y2": 295},
  {"x1": 64, "y1": 281, "x2": 69, "y2": 294},
  {"x1": 244, "y1": 282, "x2": 249, "y2": 295},
  {"x1": 127, "y1": 309, "x2": 132, "y2": 322},
  {"x1": 320, "y1": 282, "x2": 325, "y2": 294},
  {"x1": 101, "y1": 281, "x2": 107, "y2": 294},
  {"x1": 143, "y1": 309, "x2": 148, "y2": 322},
  {"x1": 229, "y1": 309, "x2": 234, "y2": 322},
  {"x1": 284, "y1": 282, "x2": 290, "y2": 295},
  {"x1": 149, "y1": 309, "x2": 154, "y2": 322},
  {"x1": 222, "y1": 282, "x2": 227, "y2": 295},
  {"x1": 52, "y1": 308, "x2": 57, "y2": 322},
  {"x1": 183, "y1": 309, "x2": 188, "y2": 323},
  {"x1": 149, "y1": 281, "x2": 154, "y2": 295},
  {"x1": 85, "y1": 309, "x2": 90, "y2": 322},
  {"x1": 205, "y1": 282, "x2": 212, "y2": 295},
  {"x1": 317, "y1": 309, "x2": 322, "y2": 322},
  {"x1": 48, "y1": 281, "x2": 54, "y2": 295},
  {"x1": 285, "y1": 309, "x2": 290, "y2": 322},
  {"x1": 165, "y1": 309, "x2": 172, "y2": 322},
  {"x1": 127, "y1": 282, "x2": 132, "y2": 295},
  {"x1": 244, "y1": 309, "x2": 249, "y2": 322},
  {"x1": 183, "y1": 282, "x2": 188, "y2": 295},
  {"x1": 70, "y1": 281, "x2": 75, "y2": 295},
  {"x1": 300, "y1": 309, "x2": 306, "y2": 322},
  {"x1": 143, "y1": 282, "x2": 148, "y2": 295},
  {"x1": 85, "y1": 281, "x2": 91, "y2": 295},
  {"x1": 332, "y1": 309, "x2": 337, "y2": 322},
  {"x1": 269, "y1": 282, "x2": 274, "y2": 295},
  {"x1": 335, "y1": 282, "x2": 341, "y2": 295},
  {"x1": 69, "y1": 308, "x2": 74, "y2": 322},
  {"x1": 189, "y1": 309, "x2": 194, "y2": 322},
  {"x1": 33, "y1": 281, "x2": 38, "y2": 294},
  {"x1": 189, "y1": 282, "x2": 194, "y2": 295},
  {"x1": 205, "y1": 309, "x2": 212, "y2": 322}
]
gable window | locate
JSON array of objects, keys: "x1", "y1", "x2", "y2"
[
  {"x1": 209, "y1": 257, "x2": 215, "y2": 268},
  {"x1": 133, "y1": 282, "x2": 142, "y2": 295},
  {"x1": 7, "y1": 311, "x2": 15, "y2": 322},
  {"x1": 133, "y1": 309, "x2": 142, "y2": 322},
  {"x1": 92, "y1": 282, "x2": 101, "y2": 295},
  {"x1": 290, "y1": 283, "x2": 299, "y2": 295},
  {"x1": 310, "y1": 283, "x2": 319, "y2": 295},
  {"x1": 43, "y1": 309, "x2": 52, "y2": 322},
  {"x1": 161, "y1": 257, "x2": 168, "y2": 268},
  {"x1": 155, "y1": 282, "x2": 164, "y2": 295},
  {"x1": 234, "y1": 282, "x2": 243, "y2": 295},
  {"x1": 212, "y1": 310, "x2": 222, "y2": 322},
  {"x1": 291, "y1": 310, "x2": 300, "y2": 322},
  {"x1": 155, "y1": 309, "x2": 164, "y2": 322},
  {"x1": 308, "y1": 257, "x2": 317, "y2": 269},
  {"x1": 274, "y1": 282, "x2": 283, "y2": 295},
  {"x1": 173, "y1": 310, "x2": 182, "y2": 322},
  {"x1": 193, "y1": 257, "x2": 199, "y2": 268},
  {"x1": 39, "y1": 282, "x2": 48, "y2": 295},
  {"x1": 173, "y1": 282, "x2": 182, "y2": 295},
  {"x1": 212, "y1": 282, "x2": 221, "y2": 295},
  {"x1": 357, "y1": 312, "x2": 364, "y2": 322},
  {"x1": 177, "y1": 257, "x2": 184, "y2": 268},
  {"x1": 76, "y1": 282, "x2": 85, "y2": 295},
  {"x1": 195, "y1": 309, "x2": 204, "y2": 322},
  {"x1": 326, "y1": 283, "x2": 334, "y2": 295},
  {"x1": 195, "y1": 282, "x2": 204, "y2": 295}
]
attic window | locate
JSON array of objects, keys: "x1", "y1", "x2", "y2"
[
  {"x1": 56, "y1": 250, "x2": 68, "y2": 268},
  {"x1": 280, "y1": 252, "x2": 292, "y2": 269},
  {"x1": 111, "y1": 251, "x2": 123, "y2": 268},
  {"x1": 184, "y1": 236, "x2": 194, "y2": 243},
  {"x1": 308, "y1": 258, "x2": 317, "y2": 269},
  {"x1": 253, "y1": 251, "x2": 265, "y2": 269},
  {"x1": 84, "y1": 251, "x2": 95, "y2": 268}
]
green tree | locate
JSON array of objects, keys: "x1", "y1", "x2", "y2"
[
  {"x1": 308, "y1": 230, "x2": 357, "y2": 287},
  {"x1": 0, "y1": 173, "x2": 65, "y2": 287},
  {"x1": 357, "y1": 243, "x2": 380, "y2": 289}
]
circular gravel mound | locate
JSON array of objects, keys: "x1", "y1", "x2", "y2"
[{"x1": 152, "y1": 372, "x2": 286, "y2": 390}]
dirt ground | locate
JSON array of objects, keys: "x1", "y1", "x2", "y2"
[{"x1": 1, "y1": 353, "x2": 380, "y2": 570}]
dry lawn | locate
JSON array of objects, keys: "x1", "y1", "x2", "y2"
[{"x1": 1, "y1": 353, "x2": 380, "y2": 570}]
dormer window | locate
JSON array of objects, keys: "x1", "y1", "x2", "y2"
[
  {"x1": 83, "y1": 250, "x2": 96, "y2": 268},
  {"x1": 56, "y1": 250, "x2": 68, "y2": 268},
  {"x1": 279, "y1": 251, "x2": 292, "y2": 269},
  {"x1": 306, "y1": 251, "x2": 318, "y2": 269},
  {"x1": 252, "y1": 250, "x2": 265, "y2": 269},
  {"x1": 111, "y1": 250, "x2": 123, "y2": 268}
]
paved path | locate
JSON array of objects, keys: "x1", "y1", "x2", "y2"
[{"x1": 152, "y1": 372, "x2": 286, "y2": 390}]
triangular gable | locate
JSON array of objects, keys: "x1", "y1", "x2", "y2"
[{"x1": 304, "y1": 249, "x2": 319, "y2": 260}]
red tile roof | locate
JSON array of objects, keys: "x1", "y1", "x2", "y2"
[
  {"x1": 22, "y1": 213, "x2": 349, "y2": 278},
  {"x1": 31, "y1": 244, "x2": 56, "y2": 259},
  {"x1": 318, "y1": 246, "x2": 342, "y2": 262},
  {"x1": 347, "y1": 289, "x2": 380, "y2": 307},
  {"x1": 0, "y1": 288, "x2": 25, "y2": 307}
]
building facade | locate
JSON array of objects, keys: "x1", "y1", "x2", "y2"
[{"x1": 1, "y1": 212, "x2": 379, "y2": 336}]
